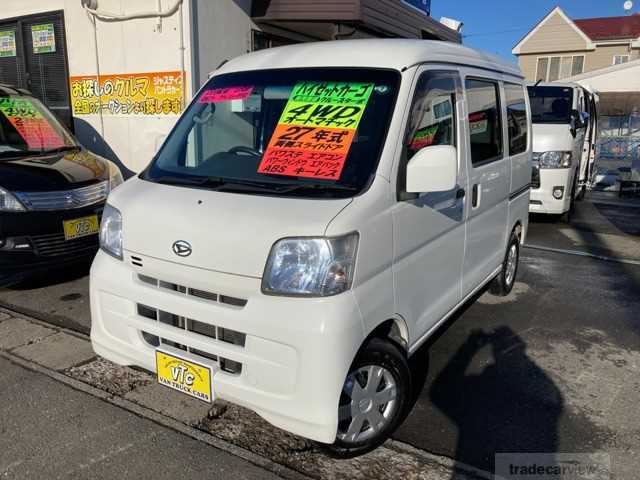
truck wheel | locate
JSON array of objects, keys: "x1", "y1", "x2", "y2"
[
  {"x1": 327, "y1": 337, "x2": 411, "y2": 458},
  {"x1": 489, "y1": 231, "x2": 520, "y2": 296}
]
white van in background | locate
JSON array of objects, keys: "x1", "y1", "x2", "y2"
[
  {"x1": 90, "y1": 39, "x2": 531, "y2": 456},
  {"x1": 527, "y1": 82, "x2": 599, "y2": 221}
]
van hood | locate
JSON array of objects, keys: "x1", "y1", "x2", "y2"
[
  {"x1": 531, "y1": 123, "x2": 575, "y2": 153},
  {"x1": 110, "y1": 177, "x2": 352, "y2": 278}
]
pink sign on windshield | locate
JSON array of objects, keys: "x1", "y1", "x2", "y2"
[{"x1": 198, "y1": 86, "x2": 254, "y2": 103}]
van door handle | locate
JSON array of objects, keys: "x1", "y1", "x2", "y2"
[
  {"x1": 456, "y1": 188, "x2": 466, "y2": 199},
  {"x1": 472, "y1": 184, "x2": 479, "y2": 207}
]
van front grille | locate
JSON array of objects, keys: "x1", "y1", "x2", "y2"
[
  {"x1": 136, "y1": 274, "x2": 247, "y2": 308},
  {"x1": 137, "y1": 303, "x2": 244, "y2": 375}
]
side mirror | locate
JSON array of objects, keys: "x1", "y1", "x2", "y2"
[
  {"x1": 406, "y1": 145, "x2": 457, "y2": 193},
  {"x1": 571, "y1": 109, "x2": 586, "y2": 129}
]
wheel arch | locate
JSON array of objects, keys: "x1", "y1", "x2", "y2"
[{"x1": 364, "y1": 317, "x2": 410, "y2": 355}]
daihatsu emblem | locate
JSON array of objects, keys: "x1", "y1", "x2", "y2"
[{"x1": 172, "y1": 240, "x2": 192, "y2": 257}]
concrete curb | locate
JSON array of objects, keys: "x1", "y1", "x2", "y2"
[{"x1": 0, "y1": 349, "x2": 310, "y2": 480}]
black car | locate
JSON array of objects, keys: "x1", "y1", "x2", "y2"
[{"x1": 0, "y1": 85, "x2": 123, "y2": 286}]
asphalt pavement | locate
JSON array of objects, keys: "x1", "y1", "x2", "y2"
[{"x1": 0, "y1": 356, "x2": 282, "y2": 480}]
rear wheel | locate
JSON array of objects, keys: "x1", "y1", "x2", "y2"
[
  {"x1": 327, "y1": 338, "x2": 411, "y2": 457},
  {"x1": 489, "y1": 231, "x2": 520, "y2": 296}
]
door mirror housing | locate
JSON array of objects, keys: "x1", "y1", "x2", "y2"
[
  {"x1": 570, "y1": 109, "x2": 586, "y2": 132},
  {"x1": 406, "y1": 145, "x2": 457, "y2": 193}
]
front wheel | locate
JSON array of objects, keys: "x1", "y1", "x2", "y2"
[
  {"x1": 326, "y1": 338, "x2": 411, "y2": 458},
  {"x1": 489, "y1": 231, "x2": 520, "y2": 296}
]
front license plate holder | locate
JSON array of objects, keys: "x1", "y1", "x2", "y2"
[
  {"x1": 155, "y1": 349, "x2": 214, "y2": 403},
  {"x1": 62, "y1": 215, "x2": 99, "y2": 241}
]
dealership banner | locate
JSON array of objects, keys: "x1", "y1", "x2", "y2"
[{"x1": 69, "y1": 71, "x2": 184, "y2": 116}]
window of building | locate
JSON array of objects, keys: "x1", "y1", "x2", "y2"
[
  {"x1": 613, "y1": 55, "x2": 630, "y2": 65},
  {"x1": 536, "y1": 55, "x2": 584, "y2": 81},
  {"x1": 465, "y1": 78, "x2": 503, "y2": 165},
  {"x1": 505, "y1": 83, "x2": 528, "y2": 156}
]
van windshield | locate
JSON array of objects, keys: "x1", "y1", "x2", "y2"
[
  {"x1": 527, "y1": 86, "x2": 573, "y2": 125},
  {"x1": 0, "y1": 93, "x2": 77, "y2": 159},
  {"x1": 143, "y1": 68, "x2": 400, "y2": 198}
]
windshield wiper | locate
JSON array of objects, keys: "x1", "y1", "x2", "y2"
[{"x1": 277, "y1": 183, "x2": 358, "y2": 194}]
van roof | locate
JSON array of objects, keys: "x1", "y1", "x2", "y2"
[{"x1": 215, "y1": 39, "x2": 523, "y2": 79}]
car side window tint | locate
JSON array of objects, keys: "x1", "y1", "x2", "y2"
[
  {"x1": 465, "y1": 78, "x2": 503, "y2": 166},
  {"x1": 504, "y1": 83, "x2": 528, "y2": 156},
  {"x1": 398, "y1": 70, "x2": 460, "y2": 197}
]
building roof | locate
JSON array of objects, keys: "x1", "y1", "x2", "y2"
[
  {"x1": 574, "y1": 14, "x2": 640, "y2": 41},
  {"x1": 216, "y1": 39, "x2": 522, "y2": 78}
]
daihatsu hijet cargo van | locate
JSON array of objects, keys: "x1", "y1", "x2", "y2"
[
  {"x1": 91, "y1": 39, "x2": 531, "y2": 455},
  {"x1": 527, "y1": 82, "x2": 599, "y2": 220}
]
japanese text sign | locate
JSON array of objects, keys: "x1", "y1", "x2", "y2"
[
  {"x1": 0, "y1": 30, "x2": 16, "y2": 58},
  {"x1": 258, "y1": 81, "x2": 374, "y2": 180},
  {"x1": 0, "y1": 97, "x2": 65, "y2": 149},
  {"x1": 69, "y1": 71, "x2": 184, "y2": 116},
  {"x1": 198, "y1": 86, "x2": 254, "y2": 103},
  {"x1": 31, "y1": 24, "x2": 56, "y2": 54},
  {"x1": 410, "y1": 125, "x2": 439, "y2": 150}
]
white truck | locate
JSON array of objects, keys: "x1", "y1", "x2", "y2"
[{"x1": 527, "y1": 82, "x2": 599, "y2": 220}]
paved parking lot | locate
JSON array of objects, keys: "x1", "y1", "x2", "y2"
[{"x1": 1, "y1": 192, "x2": 639, "y2": 478}]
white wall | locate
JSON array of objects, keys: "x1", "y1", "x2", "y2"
[{"x1": 2, "y1": 0, "x2": 195, "y2": 173}]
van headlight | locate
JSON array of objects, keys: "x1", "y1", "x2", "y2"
[
  {"x1": 262, "y1": 232, "x2": 359, "y2": 297},
  {"x1": 108, "y1": 162, "x2": 124, "y2": 191},
  {"x1": 533, "y1": 151, "x2": 572, "y2": 169},
  {"x1": 0, "y1": 186, "x2": 26, "y2": 212},
  {"x1": 100, "y1": 204, "x2": 123, "y2": 260}
]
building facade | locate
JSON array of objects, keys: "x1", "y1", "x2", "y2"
[
  {"x1": 513, "y1": 7, "x2": 640, "y2": 83},
  {"x1": 0, "y1": 0, "x2": 460, "y2": 173}
]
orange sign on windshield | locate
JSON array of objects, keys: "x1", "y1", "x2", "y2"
[{"x1": 257, "y1": 81, "x2": 374, "y2": 181}]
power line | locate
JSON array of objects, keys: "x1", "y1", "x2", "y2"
[{"x1": 463, "y1": 26, "x2": 531, "y2": 38}]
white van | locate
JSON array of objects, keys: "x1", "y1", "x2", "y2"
[
  {"x1": 527, "y1": 82, "x2": 599, "y2": 220},
  {"x1": 91, "y1": 39, "x2": 531, "y2": 455}
]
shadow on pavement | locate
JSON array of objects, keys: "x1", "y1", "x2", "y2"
[
  {"x1": 429, "y1": 326, "x2": 563, "y2": 476},
  {"x1": 6, "y1": 260, "x2": 91, "y2": 290}
]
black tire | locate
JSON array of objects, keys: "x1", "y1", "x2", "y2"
[
  {"x1": 489, "y1": 231, "x2": 520, "y2": 296},
  {"x1": 326, "y1": 337, "x2": 411, "y2": 458}
]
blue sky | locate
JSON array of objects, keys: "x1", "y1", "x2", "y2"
[{"x1": 432, "y1": 1, "x2": 636, "y2": 62}]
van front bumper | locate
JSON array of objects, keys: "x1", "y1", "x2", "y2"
[
  {"x1": 90, "y1": 250, "x2": 365, "y2": 443},
  {"x1": 529, "y1": 167, "x2": 573, "y2": 215}
]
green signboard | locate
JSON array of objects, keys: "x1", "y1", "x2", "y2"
[
  {"x1": 31, "y1": 24, "x2": 56, "y2": 54},
  {"x1": 0, "y1": 30, "x2": 16, "y2": 58}
]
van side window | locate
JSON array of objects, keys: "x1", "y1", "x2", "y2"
[
  {"x1": 504, "y1": 83, "x2": 528, "y2": 156},
  {"x1": 398, "y1": 70, "x2": 460, "y2": 197},
  {"x1": 405, "y1": 71, "x2": 459, "y2": 159},
  {"x1": 465, "y1": 78, "x2": 503, "y2": 166}
]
